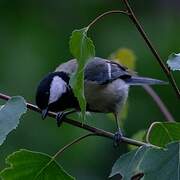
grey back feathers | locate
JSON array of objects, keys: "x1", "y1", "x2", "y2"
[
  {"x1": 85, "y1": 57, "x2": 131, "y2": 84},
  {"x1": 55, "y1": 57, "x2": 167, "y2": 86},
  {"x1": 55, "y1": 59, "x2": 77, "y2": 76},
  {"x1": 55, "y1": 57, "x2": 132, "y2": 84}
]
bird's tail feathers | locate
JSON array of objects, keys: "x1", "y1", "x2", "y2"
[{"x1": 125, "y1": 76, "x2": 168, "y2": 85}]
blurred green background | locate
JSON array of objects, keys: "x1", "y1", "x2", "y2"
[{"x1": 0, "y1": 0, "x2": 179, "y2": 179}]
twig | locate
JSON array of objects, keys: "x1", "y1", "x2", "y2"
[
  {"x1": 52, "y1": 133, "x2": 95, "y2": 159},
  {"x1": 87, "y1": 10, "x2": 129, "y2": 29},
  {"x1": 34, "y1": 133, "x2": 96, "y2": 179},
  {"x1": 143, "y1": 85, "x2": 175, "y2": 122},
  {"x1": 38, "y1": 134, "x2": 95, "y2": 178},
  {"x1": 122, "y1": 0, "x2": 180, "y2": 98},
  {"x1": 0, "y1": 92, "x2": 147, "y2": 147}
]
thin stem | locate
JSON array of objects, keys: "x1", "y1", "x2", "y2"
[
  {"x1": 52, "y1": 133, "x2": 95, "y2": 160},
  {"x1": 87, "y1": 10, "x2": 129, "y2": 29},
  {"x1": 0, "y1": 92, "x2": 146, "y2": 147},
  {"x1": 143, "y1": 85, "x2": 175, "y2": 122},
  {"x1": 122, "y1": 0, "x2": 180, "y2": 98},
  {"x1": 34, "y1": 133, "x2": 96, "y2": 179}
]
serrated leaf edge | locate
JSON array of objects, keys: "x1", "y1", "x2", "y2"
[
  {"x1": 0, "y1": 96, "x2": 27, "y2": 146},
  {"x1": 0, "y1": 149, "x2": 75, "y2": 180}
]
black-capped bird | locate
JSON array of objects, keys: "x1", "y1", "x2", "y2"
[{"x1": 36, "y1": 57, "x2": 166, "y2": 145}]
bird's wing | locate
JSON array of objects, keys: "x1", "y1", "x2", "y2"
[{"x1": 84, "y1": 57, "x2": 132, "y2": 84}]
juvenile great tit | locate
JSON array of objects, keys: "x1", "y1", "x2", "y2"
[{"x1": 36, "y1": 57, "x2": 166, "y2": 144}]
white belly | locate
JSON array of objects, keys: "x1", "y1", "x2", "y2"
[{"x1": 84, "y1": 79, "x2": 129, "y2": 113}]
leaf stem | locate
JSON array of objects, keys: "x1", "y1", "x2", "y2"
[
  {"x1": 0, "y1": 92, "x2": 146, "y2": 147},
  {"x1": 52, "y1": 133, "x2": 95, "y2": 160},
  {"x1": 121, "y1": 0, "x2": 180, "y2": 98},
  {"x1": 87, "y1": 10, "x2": 129, "y2": 29},
  {"x1": 34, "y1": 133, "x2": 100, "y2": 179}
]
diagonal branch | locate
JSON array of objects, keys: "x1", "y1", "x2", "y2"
[
  {"x1": 122, "y1": 0, "x2": 180, "y2": 98},
  {"x1": 0, "y1": 92, "x2": 147, "y2": 147}
]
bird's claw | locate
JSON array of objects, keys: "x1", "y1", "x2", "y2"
[
  {"x1": 56, "y1": 112, "x2": 65, "y2": 127},
  {"x1": 56, "y1": 110, "x2": 76, "y2": 127},
  {"x1": 113, "y1": 130, "x2": 123, "y2": 147}
]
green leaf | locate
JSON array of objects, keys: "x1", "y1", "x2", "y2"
[
  {"x1": 0, "y1": 96, "x2": 27, "y2": 146},
  {"x1": 147, "y1": 122, "x2": 180, "y2": 147},
  {"x1": 110, "y1": 142, "x2": 180, "y2": 180},
  {"x1": 0, "y1": 149, "x2": 75, "y2": 180},
  {"x1": 167, "y1": 53, "x2": 180, "y2": 71},
  {"x1": 128, "y1": 129, "x2": 146, "y2": 150},
  {"x1": 69, "y1": 27, "x2": 95, "y2": 120}
]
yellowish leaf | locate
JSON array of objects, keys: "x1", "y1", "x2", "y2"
[{"x1": 109, "y1": 48, "x2": 136, "y2": 70}]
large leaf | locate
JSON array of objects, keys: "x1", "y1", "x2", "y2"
[
  {"x1": 167, "y1": 53, "x2": 180, "y2": 71},
  {"x1": 110, "y1": 142, "x2": 180, "y2": 180},
  {"x1": 69, "y1": 27, "x2": 95, "y2": 120},
  {"x1": 147, "y1": 122, "x2": 180, "y2": 147},
  {"x1": 0, "y1": 96, "x2": 27, "y2": 146},
  {"x1": 0, "y1": 149, "x2": 75, "y2": 180}
]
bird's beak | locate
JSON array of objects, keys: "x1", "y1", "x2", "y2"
[{"x1": 42, "y1": 107, "x2": 49, "y2": 120}]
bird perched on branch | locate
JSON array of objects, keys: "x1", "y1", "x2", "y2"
[{"x1": 36, "y1": 57, "x2": 166, "y2": 145}]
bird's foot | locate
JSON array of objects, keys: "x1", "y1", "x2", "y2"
[
  {"x1": 56, "y1": 110, "x2": 76, "y2": 127},
  {"x1": 56, "y1": 112, "x2": 66, "y2": 127},
  {"x1": 113, "y1": 130, "x2": 123, "y2": 147}
]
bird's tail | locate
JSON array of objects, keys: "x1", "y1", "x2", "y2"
[{"x1": 125, "y1": 76, "x2": 168, "y2": 85}]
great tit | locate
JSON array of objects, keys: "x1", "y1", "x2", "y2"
[{"x1": 36, "y1": 57, "x2": 166, "y2": 144}]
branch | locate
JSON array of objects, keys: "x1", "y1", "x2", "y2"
[
  {"x1": 143, "y1": 85, "x2": 175, "y2": 122},
  {"x1": 0, "y1": 92, "x2": 146, "y2": 147},
  {"x1": 122, "y1": 0, "x2": 180, "y2": 98}
]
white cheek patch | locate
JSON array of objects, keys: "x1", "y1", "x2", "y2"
[{"x1": 49, "y1": 76, "x2": 67, "y2": 104}]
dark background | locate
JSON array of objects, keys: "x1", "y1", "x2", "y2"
[{"x1": 0, "y1": 0, "x2": 179, "y2": 179}]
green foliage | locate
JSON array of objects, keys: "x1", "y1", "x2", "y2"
[
  {"x1": 69, "y1": 27, "x2": 95, "y2": 120},
  {"x1": 0, "y1": 96, "x2": 27, "y2": 146},
  {"x1": 167, "y1": 53, "x2": 180, "y2": 71},
  {"x1": 0, "y1": 149, "x2": 75, "y2": 180},
  {"x1": 0, "y1": 1, "x2": 179, "y2": 179},
  {"x1": 147, "y1": 122, "x2": 180, "y2": 147},
  {"x1": 110, "y1": 142, "x2": 180, "y2": 180}
]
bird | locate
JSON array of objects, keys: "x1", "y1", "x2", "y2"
[{"x1": 36, "y1": 57, "x2": 166, "y2": 145}]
